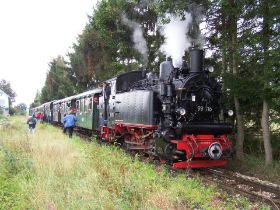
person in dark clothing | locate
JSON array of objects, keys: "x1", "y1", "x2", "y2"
[
  {"x1": 27, "y1": 116, "x2": 37, "y2": 134},
  {"x1": 63, "y1": 113, "x2": 67, "y2": 134},
  {"x1": 63, "y1": 112, "x2": 77, "y2": 138}
]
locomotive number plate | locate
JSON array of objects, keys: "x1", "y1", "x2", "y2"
[{"x1": 197, "y1": 106, "x2": 213, "y2": 112}]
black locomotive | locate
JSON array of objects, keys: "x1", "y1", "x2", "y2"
[
  {"x1": 99, "y1": 48, "x2": 233, "y2": 168},
  {"x1": 32, "y1": 48, "x2": 233, "y2": 169}
]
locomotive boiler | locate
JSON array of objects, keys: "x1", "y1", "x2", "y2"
[{"x1": 99, "y1": 48, "x2": 233, "y2": 168}]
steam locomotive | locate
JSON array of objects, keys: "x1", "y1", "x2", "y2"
[{"x1": 32, "y1": 48, "x2": 233, "y2": 169}]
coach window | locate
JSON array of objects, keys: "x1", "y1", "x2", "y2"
[
  {"x1": 67, "y1": 102, "x2": 70, "y2": 112},
  {"x1": 83, "y1": 98, "x2": 86, "y2": 112},
  {"x1": 80, "y1": 99, "x2": 83, "y2": 113},
  {"x1": 81, "y1": 98, "x2": 84, "y2": 113},
  {"x1": 64, "y1": 103, "x2": 67, "y2": 112},
  {"x1": 93, "y1": 94, "x2": 99, "y2": 104},
  {"x1": 76, "y1": 100, "x2": 80, "y2": 112},
  {"x1": 88, "y1": 97, "x2": 93, "y2": 112},
  {"x1": 67, "y1": 102, "x2": 71, "y2": 112},
  {"x1": 111, "y1": 80, "x2": 116, "y2": 95},
  {"x1": 84, "y1": 97, "x2": 88, "y2": 113},
  {"x1": 61, "y1": 103, "x2": 64, "y2": 113}
]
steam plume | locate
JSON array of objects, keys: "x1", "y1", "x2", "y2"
[
  {"x1": 188, "y1": 3, "x2": 206, "y2": 48},
  {"x1": 159, "y1": 13, "x2": 192, "y2": 68},
  {"x1": 121, "y1": 14, "x2": 148, "y2": 65}
]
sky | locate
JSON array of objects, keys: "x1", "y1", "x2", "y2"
[{"x1": 0, "y1": 0, "x2": 97, "y2": 106}]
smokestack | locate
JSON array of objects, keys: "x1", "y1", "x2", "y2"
[{"x1": 190, "y1": 49, "x2": 204, "y2": 73}]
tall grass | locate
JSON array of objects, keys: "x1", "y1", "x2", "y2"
[
  {"x1": 0, "y1": 114, "x2": 8, "y2": 125},
  {"x1": 0, "y1": 116, "x2": 265, "y2": 209}
]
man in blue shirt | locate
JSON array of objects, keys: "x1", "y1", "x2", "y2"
[
  {"x1": 63, "y1": 112, "x2": 77, "y2": 138},
  {"x1": 27, "y1": 116, "x2": 37, "y2": 134}
]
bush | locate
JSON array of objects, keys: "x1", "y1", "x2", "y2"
[{"x1": 244, "y1": 133, "x2": 280, "y2": 160}]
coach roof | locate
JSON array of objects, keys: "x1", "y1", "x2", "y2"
[{"x1": 73, "y1": 88, "x2": 102, "y2": 100}]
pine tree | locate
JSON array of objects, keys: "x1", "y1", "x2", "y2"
[{"x1": 40, "y1": 56, "x2": 75, "y2": 102}]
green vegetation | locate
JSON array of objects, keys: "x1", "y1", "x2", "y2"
[
  {"x1": 13, "y1": 103, "x2": 27, "y2": 116},
  {"x1": 229, "y1": 155, "x2": 280, "y2": 185},
  {"x1": 0, "y1": 115, "x2": 8, "y2": 125},
  {"x1": 0, "y1": 116, "x2": 266, "y2": 209},
  {"x1": 0, "y1": 79, "x2": 17, "y2": 115}
]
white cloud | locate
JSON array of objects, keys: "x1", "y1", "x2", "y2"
[{"x1": 0, "y1": 0, "x2": 97, "y2": 106}]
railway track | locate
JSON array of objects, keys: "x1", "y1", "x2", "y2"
[{"x1": 197, "y1": 168, "x2": 280, "y2": 210}]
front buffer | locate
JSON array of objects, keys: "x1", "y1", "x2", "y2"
[{"x1": 171, "y1": 134, "x2": 232, "y2": 169}]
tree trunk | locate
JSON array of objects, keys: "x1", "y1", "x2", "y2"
[
  {"x1": 234, "y1": 96, "x2": 245, "y2": 159},
  {"x1": 261, "y1": 99, "x2": 273, "y2": 166},
  {"x1": 221, "y1": 10, "x2": 226, "y2": 76},
  {"x1": 230, "y1": 0, "x2": 245, "y2": 159},
  {"x1": 261, "y1": 0, "x2": 273, "y2": 166}
]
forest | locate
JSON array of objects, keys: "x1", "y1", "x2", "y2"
[{"x1": 31, "y1": 0, "x2": 280, "y2": 166}]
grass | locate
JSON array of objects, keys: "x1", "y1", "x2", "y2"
[
  {"x1": 0, "y1": 114, "x2": 8, "y2": 125},
  {"x1": 0, "y1": 116, "x2": 267, "y2": 209}
]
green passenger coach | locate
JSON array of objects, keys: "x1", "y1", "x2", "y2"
[{"x1": 74, "y1": 89, "x2": 102, "y2": 131}]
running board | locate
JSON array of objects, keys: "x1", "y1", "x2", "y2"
[{"x1": 172, "y1": 160, "x2": 228, "y2": 169}]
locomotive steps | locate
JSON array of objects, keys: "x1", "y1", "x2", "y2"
[{"x1": 0, "y1": 116, "x2": 268, "y2": 209}]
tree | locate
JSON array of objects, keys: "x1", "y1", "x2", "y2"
[
  {"x1": 228, "y1": 0, "x2": 245, "y2": 160},
  {"x1": 15, "y1": 103, "x2": 27, "y2": 115},
  {"x1": 258, "y1": 0, "x2": 279, "y2": 166},
  {"x1": 234, "y1": 0, "x2": 280, "y2": 165},
  {"x1": 40, "y1": 56, "x2": 75, "y2": 103},
  {"x1": 205, "y1": 0, "x2": 247, "y2": 159},
  {"x1": 68, "y1": 0, "x2": 162, "y2": 89},
  {"x1": 0, "y1": 79, "x2": 16, "y2": 101},
  {"x1": 0, "y1": 79, "x2": 17, "y2": 114},
  {"x1": 30, "y1": 90, "x2": 41, "y2": 108}
]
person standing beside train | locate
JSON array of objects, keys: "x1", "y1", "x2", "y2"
[
  {"x1": 27, "y1": 116, "x2": 37, "y2": 134},
  {"x1": 63, "y1": 111, "x2": 77, "y2": 138}
]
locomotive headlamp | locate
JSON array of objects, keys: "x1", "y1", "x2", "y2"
[
  {"x1": 228, "y1": 110, "x2": 234, "y2": 116},
  {"x1": 180, "y1": 108, "x2": 186, "y2": 116},
  {"x1": 208, "y1": 142, "x2": 222, "y2": 160},
  {"x1": 176, "y1": 107, "x2": 186, "y2": 116},
  {"x1": 208, "y1": 66, "x2": 214, "y2": 73}
]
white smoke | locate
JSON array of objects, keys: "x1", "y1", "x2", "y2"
[
  {"x1": 159, "y1": 13, "x2": 193, "y2": 68},
  {"x1": 188, "y1": 3, "x2": 206, "y2": 48},
  {"x1": 121, "y1": 14, "x2": 148, "y2": 65}
]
